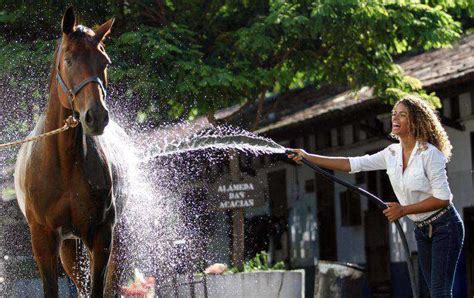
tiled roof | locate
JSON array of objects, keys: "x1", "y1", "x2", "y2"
[
  {"x1": 254, "y1": 34, "x2": 474, "y2": 134},
  {"x1": 401, "y1": 34, "x2": 474, "y2": 88},
  {"x1": 256, "y1": 87, "x2": 374, "y2": 133}
]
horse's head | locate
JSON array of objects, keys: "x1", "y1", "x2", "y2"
[{"x1": 56, "y1": 7, "x2": 114, "y2": 136}]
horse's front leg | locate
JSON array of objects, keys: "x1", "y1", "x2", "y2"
[
  {"x1": 30, "y1": 222, "x2": 60, "y2": 298},
  {"x1": 104, "y1": 230, "x2": 122, "y2": 297},
  {"x1": 86, "y1": 223, "x2": 113, "y2": 298}
]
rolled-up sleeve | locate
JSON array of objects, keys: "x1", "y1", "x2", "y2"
[
  {"x1": 349, "y1": 148, "x2": 387, "y2": 174},
  {"x1": 426, "y1": 150, "x2": 452, "y2": 201}
]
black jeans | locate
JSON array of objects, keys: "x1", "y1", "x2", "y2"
[{"x1": 414, "y1": 206, "x2": 464, "y2": 298}]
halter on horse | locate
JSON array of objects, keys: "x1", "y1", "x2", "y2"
[
  {"x1": 14, "y1": 7, "x2": 123, "y2": 297},
  {"x1": 55, "y1": 34, "x2": 108, "y2": 124}
]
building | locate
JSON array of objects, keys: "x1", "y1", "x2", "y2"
[{"x1": 192, "y1": 34, "x2": 474, "y2": 297}]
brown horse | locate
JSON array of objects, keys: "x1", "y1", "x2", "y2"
[{"x1": 14, "y1": 7, "x2": 123, "y2": 297}]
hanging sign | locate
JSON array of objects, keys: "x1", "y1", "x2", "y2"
[{"x1": 210, "y1": 174, "x2": 267, "y2": 210}]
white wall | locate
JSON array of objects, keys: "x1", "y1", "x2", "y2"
[
  {"x1": 446, "y1": 91, "x2": 474, "y2": 216},
  {"x1": 252, "y1": 136, "x2": 320, "y2": 268},
  {"x1": 288, "y1": 165, "x2": 318, "y2": 267},
  {"x1": 331, "y1": 139, "x2": 399, "y2": 264}
]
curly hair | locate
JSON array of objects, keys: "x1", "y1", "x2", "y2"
[{"x1": 390, "y1": 94, "x2": 453, "y2": 161}]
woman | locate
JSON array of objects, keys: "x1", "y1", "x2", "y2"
[{"x1": 288, "y1": 95, "x2": 464, "y2": 297}]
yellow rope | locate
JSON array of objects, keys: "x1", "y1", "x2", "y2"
[{"x1": 0, "y1": 116, "x2": 79, "y2": 150}]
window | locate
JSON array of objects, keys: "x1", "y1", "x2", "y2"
[
  {"x1": 303, "y1": 135, "x2": 312, "y2": 151},
  {"x1": 337, "y1": 126, "x2": 344, "y2": 146},
  {"x1": 289, "y1": 139, "x2": 296, "y2": 148},
  {"x1": 316, "y1": 131, "x2": 331, "y2": 150},
  {"x1": 340, "y1": 190, "x2": 362, "y2": 226},
  {"x1": 440, "y1": 97, "x2": 450, "y2": 118},
  {"x1": 355, "y1": 172, "x2": 365, "y2": 185},
  {"x1": 450, "y1": 96, "x2": 460, "y2": 120},
  {"x1": 304, "y1": 179, "x2": 315, "y2": 193},
  {"x1": 365, "y1": 117, "x2": 378, "y2": 138},
  {"x1": 353, "y1": 123, "x2": 360, "y2": 143}
]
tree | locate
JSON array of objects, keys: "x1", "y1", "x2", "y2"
[
  {"x1": 0, "y1": 0, "x2": 473, "y2": 128},
  {"x1": 110, "y1": 0, "x2": 474, "y2": 126}
]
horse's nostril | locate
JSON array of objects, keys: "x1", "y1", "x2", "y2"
[{"x1": 85, "y1": 109, "x2": 94, "y2": 125}]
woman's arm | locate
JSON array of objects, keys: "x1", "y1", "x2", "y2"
[
  {"x1": 287, "y1": 148, "x2": 351, "y2": 172},
  {"x1": 383, "y1": 197, "x2": 450, "y2": 221}
]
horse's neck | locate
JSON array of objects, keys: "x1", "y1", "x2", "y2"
[
  {"x1": 44, "y1": 88, "x2": 112, "y2": 190},
  {"x1": 43, "y1": 79, "x2": 83, "y2": 169}
]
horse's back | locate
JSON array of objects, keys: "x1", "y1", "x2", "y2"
[{"x1": 14, "y1": 115, "x2": 46, "y2": 217}]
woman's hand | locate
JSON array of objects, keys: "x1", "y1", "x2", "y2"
[
  {"x1": 383, "y1": 202, "x2": 406, "y2": 221},
  {"x1": 287, "y1": 148, "x2": 308, "y2": 164}
]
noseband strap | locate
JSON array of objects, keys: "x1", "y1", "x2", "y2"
[
  {"x1": 55, "y1": 39, "x2": 108, "y2": 114},
  {"x1": 56, "y1": 74, "x2": 107, "y2": 100}
]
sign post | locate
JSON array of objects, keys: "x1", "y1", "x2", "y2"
[
  {"x1": 229, "y1": 155, "x2": 244, "y2": 271},
  {"x1": 212, "y1": 155, "x2": 267, "y2": 271},
  {"x1": 232, "y1": 208, "x2": 245, "y2": 271}
]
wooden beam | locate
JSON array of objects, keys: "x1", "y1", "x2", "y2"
[
  {"x1": 229, "y1": 152, "x2": 245, "y2": 271},
  {"x1": 232, "y1": 208, "x2": 245, "y2": 271}
]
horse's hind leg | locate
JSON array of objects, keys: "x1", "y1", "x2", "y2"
[
  {"x1": 60, "y1": 239, "x2": 90, "y2": 296},
  {"x1": 30, "y1": 223, "x2": 60, "y2": 298}
]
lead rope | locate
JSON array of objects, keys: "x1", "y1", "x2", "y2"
[{"x1": 0, "y1": 115, "x2": 79, "y2": 150}]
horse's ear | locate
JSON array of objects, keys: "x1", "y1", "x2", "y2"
[
  {"x1": 62, "y1": 6, "x2": 76, "y2": 35},
  {"x1": 94, "y1": 18, "x2": 115, "y2": 43}
]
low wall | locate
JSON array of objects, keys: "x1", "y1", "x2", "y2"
[
  {"x1": 158, "y1": 270, "x2": 305, "y2": 298},
  {"x1": 0, "y1": 277, "x2": 73, "y2": 296}
]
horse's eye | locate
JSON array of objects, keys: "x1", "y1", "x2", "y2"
[{"x1": 65, "y1": 58, "x2": 72, "y2": 66}]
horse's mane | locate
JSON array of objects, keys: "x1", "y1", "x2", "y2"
[{"x1": 46, "y1": 40, "x2": 60, "y2": 93}]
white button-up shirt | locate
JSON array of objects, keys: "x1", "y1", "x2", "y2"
[{"x1": 348, "y1": 141, "x2": 452, "y2": 222}]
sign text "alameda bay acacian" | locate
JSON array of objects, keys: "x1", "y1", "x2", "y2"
[{"x1": 212, "y1": 175, "x2": 266, "y2": 210}]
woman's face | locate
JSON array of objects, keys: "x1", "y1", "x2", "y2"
[{"x1": 391, "y1": 103, "x2": 411, "y2": 137}]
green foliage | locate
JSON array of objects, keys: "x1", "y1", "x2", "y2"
[
  {"x1": 0, "y1": 37, "x2": 53, "y2": 143},
  {"x1": 0, "y1": 0, "x2": 472, "y2": 124},
  {"x1": 229, "y1": 251, "x2": 285, "y2": 273},
  {"x1": 1, "y1": 187, "x2": 16, "y2": 201}
]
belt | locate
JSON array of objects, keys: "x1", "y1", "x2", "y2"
[
  {"x1": 415, "y1": 204, "x2": 452, "y2": 228},
  {"x1": 414, "y1": 204, "x2": 452, "y2": 238}
]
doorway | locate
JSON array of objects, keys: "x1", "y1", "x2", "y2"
[
  {"x1": 315, "y1": 171, "x2": 337, "y2": 261},
  {"x1": 364, "y1": 170, "x2": 392, "y2": 297},
  {"x1": 267, "y1": 170, "x2": 289, "y2": 265}
]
